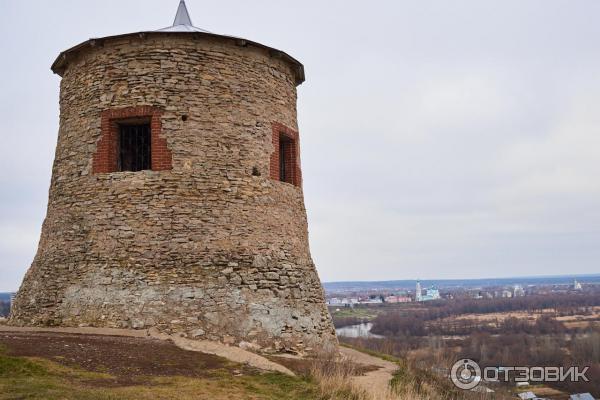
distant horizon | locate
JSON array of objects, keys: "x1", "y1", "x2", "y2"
[
  {"x1": 323, "y1": 272, "x2": 600, "y2": 285},
  {"x1": 322, "y1": 272, "x2": 600, "y2": 292}
]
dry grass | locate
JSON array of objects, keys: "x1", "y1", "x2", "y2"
[
  {"x1": 307, "y1": 350, "x2": 486, "y2": 400},
  {"x1": 308, "y1": 351, "x2": 370, "y2": 400}
]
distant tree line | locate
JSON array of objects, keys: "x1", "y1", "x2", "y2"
[
  {"x1": 422, "y1": 293, "x2": 600, "y2": 318},
  {"x1": 371, "y1": 293, "x2": 600, "y2": 336},
  {"x1": 372, "y1": 313, "x2": 579, "y2": 337}
]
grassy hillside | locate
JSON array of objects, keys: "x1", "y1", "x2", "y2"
[
  {"x1": 0, "y1": 331, "x2": 512, "y2": 400},
  {"x1": 0, "y1": 343, "x2": 321, "y2": 400}
]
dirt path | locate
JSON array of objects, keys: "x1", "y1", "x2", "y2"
[
  {"x1": 146, "y1": 327, "x2": 294, "y2": 376},
  {"x1": 340, "y1": 346, "x2": 398, "y2": 398},
  {"x1": 0, "y1": 325, "x2": 294, "y2": 376}
]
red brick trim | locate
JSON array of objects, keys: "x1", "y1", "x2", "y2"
[
  {"x1": 270, "y1": 122, "x2": 301, "y2": 187},
  {"x1": 92, "y1": 106, "x2": 172, "y2": 173}
]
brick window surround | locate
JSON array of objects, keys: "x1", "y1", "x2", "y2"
[
  {"x1": 92, "y1": 106, "x2": 172, "y2": 173},
  {"x1": 270, "y1": 122, "x2": 301, "y2": 187}
]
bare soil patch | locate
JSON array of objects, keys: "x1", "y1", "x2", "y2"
[{"x1": 0, "y1": 331, "x2": 242, "y2": 387}]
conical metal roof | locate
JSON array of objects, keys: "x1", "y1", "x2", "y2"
[
  {"x1": 174, "y1": 0, "x2": 193, "y2": 25},
  {"x1": 157, "y1": 0, "x2": 210, "y2": 33}
]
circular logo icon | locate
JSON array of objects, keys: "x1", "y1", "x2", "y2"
[{"x1": 450, "y1": 359, "x2": 481, "y2": 390}]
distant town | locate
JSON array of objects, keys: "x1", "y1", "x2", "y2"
[{"x1": 324, "y1": 274, "x2": 600, "y2": 307}]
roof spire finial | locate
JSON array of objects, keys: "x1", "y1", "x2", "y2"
[{"x1": 173, "y1": 0, "x2": 193, "y2": 26}]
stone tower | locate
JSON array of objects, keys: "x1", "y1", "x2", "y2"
[{"x1": 10, "y1": 1, "x2": 337, "y2": 354}]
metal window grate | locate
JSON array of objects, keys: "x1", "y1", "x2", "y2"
[
  {"x1": 119, "y1": 124, "x2": 151, "y2": 172},
  {"x1": 279, "y1": 134, "x2": 295, "y2": 184},
  {"x1": 279, "y1": 138, "x2": 288, "y2": 182}
]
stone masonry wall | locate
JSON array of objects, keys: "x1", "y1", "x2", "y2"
[{"x1": 9, "y1": 34, "x2": 337, "y2": 354}]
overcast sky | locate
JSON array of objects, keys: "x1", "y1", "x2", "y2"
[{"x1": 1, "y1": 1, "x2": 600, "y2": 291}]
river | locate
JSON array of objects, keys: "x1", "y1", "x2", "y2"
[{"x1": 335, "y1": 322, "x2": 384, "y2": 339}]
